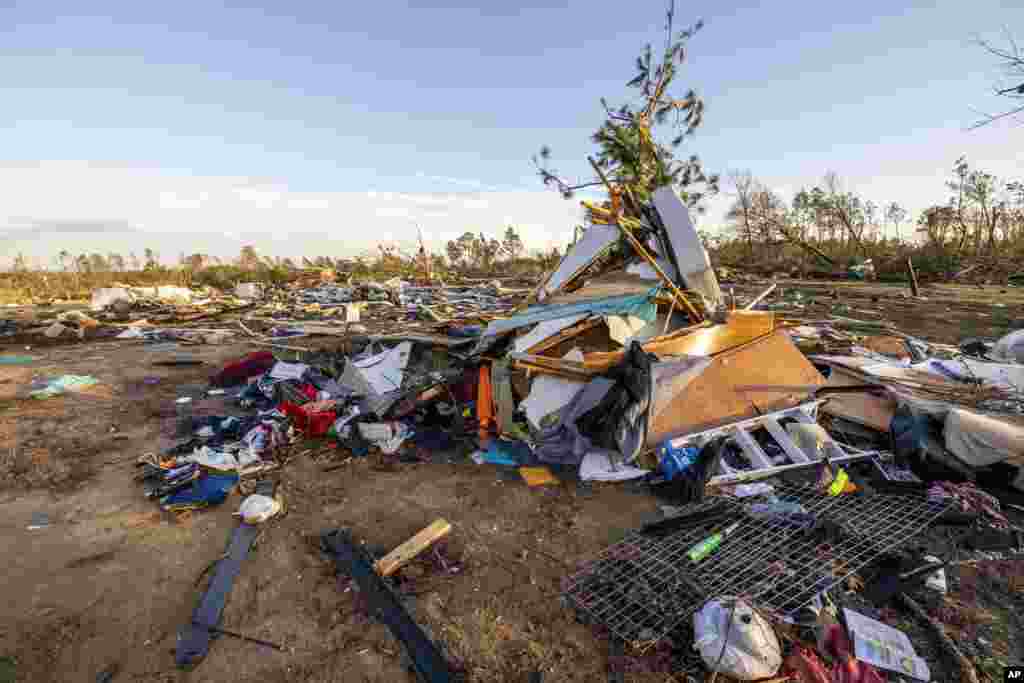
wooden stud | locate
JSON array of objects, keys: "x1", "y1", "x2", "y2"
[{"x1": 374, "y1": 519, "x2": 452, "y2": 577}]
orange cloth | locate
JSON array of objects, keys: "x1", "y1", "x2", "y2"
[{"x1": 477, "y1": 364, "x2": 494, "y2": 444}]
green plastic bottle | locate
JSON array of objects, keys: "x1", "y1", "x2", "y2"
[{"x1": 686, "y1": 522, "x2": 739, "y2": 563}]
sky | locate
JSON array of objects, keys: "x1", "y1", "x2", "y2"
[{"x1": 0, "y1": 0, "x2": 1022, "y2": 268}]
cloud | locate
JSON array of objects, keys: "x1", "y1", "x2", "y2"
[
  {"x1": 0, "y1": 218, "x2": 141, "y2": 242},
  {"x1": 0, "y1": 161, "x2": 583, "y2": 266},
  {"x1": 414, "y1": 171, "x2": 509, "y2": 192}
]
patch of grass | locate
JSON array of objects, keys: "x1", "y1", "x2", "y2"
[{"x1": 0, "y1": 656, "x2": 15, "y2": 683}]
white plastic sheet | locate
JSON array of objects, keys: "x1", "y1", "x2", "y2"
[
  {"x1": 238, "y1": 494, "x2": 281, "y2": 524},
  {"x1": 349, "y1": 342, "x2": 412, "y2": 396},
  {"x1": 579, "y1": 452, "x2": 649, "y2": 481},
  {"x1": 520, "y1": 349, "x2": 586, "y2": 430},
  {"x1": 692, "y1": 598, "x2": 782, "y2": 680}
]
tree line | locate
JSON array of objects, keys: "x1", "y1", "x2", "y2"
[{"x1": 712, "y1": 157, "x2": 1024, "y2": 278}]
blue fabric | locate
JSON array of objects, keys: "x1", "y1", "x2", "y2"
[
  {"x1": 483, "y1": 439, "x2": 536, "y2": 466},
  {"x1": 481, "y1": 289, "x2": 659, "y2": 337},
  {"x1": 161, "y1": 473, "x2": 239, "y2": 510}
]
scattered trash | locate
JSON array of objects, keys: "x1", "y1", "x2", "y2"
[
  {"x1": 27, "y1": 512, "x2": 49, "y2": 530},
  {"x1": 6, "y1": 182, "x2": 1022, "y2": 681},
  {"x1": 237, "y1": 494, "x2": 281, "y2": 524},
  {"x1": 0, "y1": 354, "x2": 35, "y2": 365},
  {"x1": 519, "y1": 466, "x2": 559, "y2": 486},
  {"x1": 29, "y1": 374, "x2": 99, "y2": 399}
]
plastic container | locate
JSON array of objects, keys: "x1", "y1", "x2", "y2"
[{"x1": 658, "y1": 442, "x2": 699, "y2": 480}]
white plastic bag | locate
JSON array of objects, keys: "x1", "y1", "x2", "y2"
[
  {"x1": 238, "y1": 494, "x2": 281, "y2": 524},
  {"x1": 692, "y1": 598, "x2": 781, "y2": 680}
]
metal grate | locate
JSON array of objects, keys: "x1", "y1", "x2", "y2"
[{"x1": 562, "y1": 483, "x2": 949, "y2": 651}]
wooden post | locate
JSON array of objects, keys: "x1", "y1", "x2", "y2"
[{"x1": 906, "y1": 257, "x2": 920, "y2": 297}]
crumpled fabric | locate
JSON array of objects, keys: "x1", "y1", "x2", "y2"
[
  {"x1": 160, "y1": 472, "x2": 238, "y2": 511},
  {"x1": 784, "y1": 647, "x2": 830, "y2": 683},
  {"x1": 533, "y1": 377, "x2": 616, "y2": 465},
  {"x1": 822, "y1": 621, "x2": 886, "y2": 683},
  {"x1": 928, "y1": 481, "x2": 1010, "y2": 529},
  {"x1": 576, "y1": 342, "x2": 654, "y2": 463},
  {"x1": 210, "y1": 352, "x2": 275, "y2": 387}
]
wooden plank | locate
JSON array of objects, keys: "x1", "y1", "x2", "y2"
[
  {"x1": 374, "y1": 519, "x2": 452, "y2": 577},
  {"x1": 526, "y1": 317, "x2": 604, "y2": 355},
  {"x1": 906, "y1": 257, "x2": 920, "y2": 297}
]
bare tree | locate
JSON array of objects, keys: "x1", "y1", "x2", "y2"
[
  {"x1": 885, "y1": 202, "x2": 908, "y2": 242},
  {"x1": 726, "y1": 171, "x2": 756, "y2": 254},
  {"x1": 973, "y1": 29, "x2": 1024, "y2": 127}
]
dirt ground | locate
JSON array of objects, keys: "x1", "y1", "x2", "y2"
[{"x1": 0, "y1": 279, "x2": 1021, "y2": 682}]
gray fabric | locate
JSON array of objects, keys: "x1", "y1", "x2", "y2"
[
  {"x1": 534, "y1": 377, "x2": 617, "y2": 465},
  {"x1": 944, "y1": 408, "x2": 1024, "y2": 469}
]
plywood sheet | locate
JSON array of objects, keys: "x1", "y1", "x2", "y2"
[
  {"x1": 646, "y1": 330, "x2": 825, "y2": 444},
  {"x1": 820, "y1": 367, "x2": 897, "y2": 432}
]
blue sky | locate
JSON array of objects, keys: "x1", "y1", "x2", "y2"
[{"x1": 1, "y1": 0, "x2": 1022, "y2": 267}]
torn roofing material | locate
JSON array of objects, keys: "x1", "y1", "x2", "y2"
[
  {"x1": 480, "y1": 289, "x2": 658, "y2": 338},
  {"x1": 537, "y1": 224, "x2": 620, "y2": 301}
]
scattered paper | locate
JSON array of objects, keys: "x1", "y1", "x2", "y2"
[{"x1": 843, "y1": 608, "x2": 930, "y2": 681}]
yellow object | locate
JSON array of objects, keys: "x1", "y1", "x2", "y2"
[
  {"x1": 828, "y1": 468, "x2": 850, "y2": 496},
  {"x1": 727, "y1": 310, "x2": 775, "y2": 337},
  {"x1": 519, "y1": 466, "x2": 559, "y2": 487}
]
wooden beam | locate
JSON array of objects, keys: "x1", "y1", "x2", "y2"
[
  {"x1": 906, "y1": 257, "x2": 920, "y2": 297},
  {"x1": 374, "y1": 519, "x2": 452, "y2": 577},
  {"x1": 526, "y1": 316, "x2": 603, "y2": 354}
]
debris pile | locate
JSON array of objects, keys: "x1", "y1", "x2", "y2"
[{"x1": 9, "y1": 186, "x2": 1023, "y2": 680}]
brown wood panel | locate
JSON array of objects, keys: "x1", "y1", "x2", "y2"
[{"x1": 646, "y1": 331, "x2": 825, "y2": 444}]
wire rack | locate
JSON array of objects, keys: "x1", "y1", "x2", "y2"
[{"x1": 562, "y1": 482, "x2": 949, "y2": 651}]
